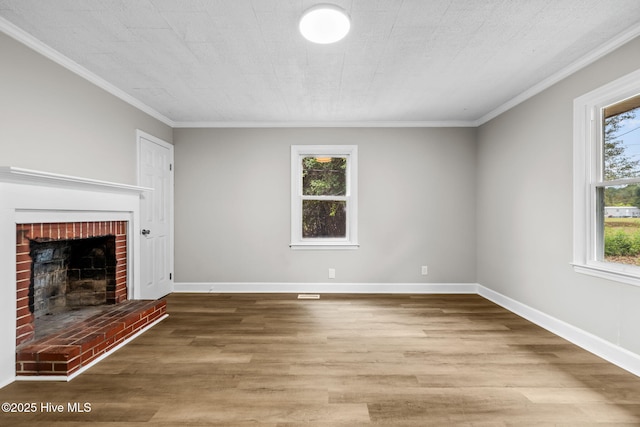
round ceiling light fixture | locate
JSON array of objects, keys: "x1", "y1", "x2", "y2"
[{"x1": 299, "y1": 4, "x2": 351, "y2": 44}]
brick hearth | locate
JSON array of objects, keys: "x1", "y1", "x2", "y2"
[
  {"x1": 14, "y1": 220, "x2": 168, "y2": 378},
  {"x1": 16, "y1": 299, "x2": 166, "y2": 377}
]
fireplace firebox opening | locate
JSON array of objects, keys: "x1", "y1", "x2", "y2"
[
  {"x1": 16, "y1": 221, "x2": 128, "y2": 346},
  {"x1": 30, "y1": 236, "x2": 117, "y2": 336}
]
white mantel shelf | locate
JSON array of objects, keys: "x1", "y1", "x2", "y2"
[{"x1": 0, "y1": 167, "x2": 151, "y2": 194}]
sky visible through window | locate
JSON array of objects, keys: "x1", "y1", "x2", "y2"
[{"x1": 615, "y1": 107, "x2": 640, "y2": 164}]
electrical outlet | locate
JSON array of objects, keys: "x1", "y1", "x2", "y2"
[
  {"x1": 328, "y1": 268, "x2": 336, "y2": 279},
  {"x1": 421, "y1": 266, "x2": 428, "y2": 275}
]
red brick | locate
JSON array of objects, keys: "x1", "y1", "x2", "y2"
[
  {"x1": 41, "y1": 223, "x2": 51, "y2": 238},
  {"x1": 80, "y1": 347, "x2": 95, "y2": 362},
  {"x1": 92, "y1": 339, "x2": 109, "y2": 355},
  {"x1": 37, "y1": 346, "x2": 81, "y2": 361},
  {"x1": 77, "y1": 334, "x2": 104, "y2": 352},
  {"x1": 35, "y1": 362, "x2": 54, "y2": 373},
  {"x1": 58, "y1": 223, "x2": 66, "y2": 240},
  {"x1": 16, "y1": 305, "x2": 31, "y2": 319},
  {"x1": 17, "y1": 362, "x2": 39, "y2": 373},
  {"x1": 149, "y1": 310, "x2": 164, "y2": 322},
  {"x1": 52, "y1": 223, "x2": 61, "y2": 239},
  {"x1": 16, "y1": 295, "x2": 29, "y2": 312},
  {"x1": 16, "y1": 243, "x2": 30, "y2": 255},
  {"x1": 16, "y1": 268, "x2": 31, "y2": 280},
  {"x1": 16, "y1": 307, "x2": 29, "y2": 321},
  {"x1": 104, "y1": 338, "x2": 118, "y2": 353},
  {"x1": 16, "y1": 351, "x2": 37, "y2": 362},
  {"x1": 16, "y1": 224, "x2": 30, "y2": 232},
  {"x1": 16, "y1": 334, "x2": 34, "y2": 347},
  {"x1": 130, "y1": 318, "x2": 146, "y2": 331},
  {"x1": 67, "y1": 356, "x2": 81, "y2": 370},
  {"x1": 53, "y1": 362, "x2": 70, "y2": 372},
  {"x1": 66, "y1": 364, "x2": 81, "y2": 375},
  {"x1": 16, "y1": 252, "x2": 31, "y2": 263},
  {"x1": 16, "y1": 281, "x2": 30, "y2": 295},
  {"x1": 107, "y1": 322, "x2": 126, "y2": 336},
  {"x1": 16, "y1": 316, "x2": 34, "y2": 329},
  {"x1": 16, "y1": 270, "x2": 30, "y2": 282}
]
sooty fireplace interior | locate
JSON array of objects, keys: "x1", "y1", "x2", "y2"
[
  {"x1": 30, "y1": 235, "x2": 117, "y2": 320},
  {"x1": 16, "y1": 220, "x2": 129, "y2": 345}
]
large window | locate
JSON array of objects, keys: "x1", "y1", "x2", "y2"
[
  {"x1": 573, "y1": 68, "x2": 640, "y2": 285},
  {"x1": 291, "y1": 145, "x2": 358, "y2": 249}
]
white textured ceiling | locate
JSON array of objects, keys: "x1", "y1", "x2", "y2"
[{"x1": 1, "y1": 0, "x2": 640, "y2": 126}]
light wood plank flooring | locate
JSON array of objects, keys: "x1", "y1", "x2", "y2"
[{"x1": 2, "y1": 293, "x2": 640, "y2": 426}]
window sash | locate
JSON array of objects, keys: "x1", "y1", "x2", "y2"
[
  {"x1": 573, "y1": 68, "x2": 640, "y2": 286},
  {"x1": 291, "y1": 145, "x2": 358, "y2": 249}
]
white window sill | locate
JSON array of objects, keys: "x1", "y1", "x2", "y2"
[
  {"x1": 572, "y1": 262, "x2": 640, "y2": 287},
  {"x1": 290, "y1": 243, "x2": 359, "y2": 250}
]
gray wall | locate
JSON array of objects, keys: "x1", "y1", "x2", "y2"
[
  {"x1": 5, "y1": 14, "x2": 640, "y2": 362},
  {"x1": 477, "y1": 36, "x2": 640, "y2": 355},
  {"x1": 174, "y1": 127, "x2": 477, "y2": 284},
  {"x1": 0, "y1": 32, "x2": 172, "y2": 184}
]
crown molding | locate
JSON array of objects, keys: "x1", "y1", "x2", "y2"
[
  {"x1": 0, "y1": 16, "x2": 175, "y2": 127},
  {"x1": 475, "y1": 22, "x2": 640, "y2": 127},
  {"x1": 171, "y1": 120, "x2": 476, "y2": 128},
  {"x1": 2, "y1": 14, "x2": 639, "y2": 130}
]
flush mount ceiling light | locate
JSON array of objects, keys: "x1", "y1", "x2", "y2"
[{"x1": 299, "y1": 4, "x2": 351, "y2": 44}]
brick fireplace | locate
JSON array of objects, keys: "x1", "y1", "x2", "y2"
[
  {"x1": 0, "y1": 166, "x2": 168, "y2": 384},
  {"x1": 16, "y1": 221, "x2": 128, "y2": 346}
]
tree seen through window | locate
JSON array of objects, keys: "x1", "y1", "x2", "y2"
[{"x1": 301, "y1": 157, "x2": 347, "y2": 238}]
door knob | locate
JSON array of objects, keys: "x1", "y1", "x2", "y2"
[{"x1": 141, "y1": 229, "x2": 151, "y2": 236}]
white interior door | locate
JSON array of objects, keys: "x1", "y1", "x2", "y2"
[{"x1": 138, "y1": 131, "x2": 173, "y2": 299}]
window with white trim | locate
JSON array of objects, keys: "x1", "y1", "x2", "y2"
[
  {"x1": 573, "y1": 68, "x2": 640, "y2": 286},
  {"x1": 291, "y1": 145, "x2": 358, "y2": 249}
]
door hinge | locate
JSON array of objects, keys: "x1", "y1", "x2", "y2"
[
  {"x1": 169, "y1": 273, "x2": 172, "y2": 280},
  {"x1": 169, "y1": 163, "x2": 173, "y2": 171}
]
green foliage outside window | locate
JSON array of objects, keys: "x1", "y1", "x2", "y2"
[
  {"x1": 302, "y1": 157, "x2": 347, "y2": 238},
  {"x1": 602, "y1": 105, "x2": 640, "y2": 264}
]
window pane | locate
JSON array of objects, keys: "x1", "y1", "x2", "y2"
[
  {"x1": 600, "y1": 184, "x2": 640, "y2": 266},
  {"x1": 302, "y1": 157, "x2": 346, "y2": 196},
  {"x1": 603, "y1": 96, "x2": 640, "y2": 181},
  {"x1": 302, "y1": 200, "x2": 346, "y2": 238}
]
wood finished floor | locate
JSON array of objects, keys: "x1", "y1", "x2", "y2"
[{"x1": 2, "y1": 293, "x2": 640, "y2": 426}]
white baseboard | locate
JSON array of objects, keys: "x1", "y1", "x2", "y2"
[
  {"x1": 477, "y1": 285, "x2": 640, "y2": 378},
  {"x1": 173, "y1": 282, "x2": 479, "y2": 294},
  {"x1": 0, "y1": 376, "x2": 14, "y2": 389}
]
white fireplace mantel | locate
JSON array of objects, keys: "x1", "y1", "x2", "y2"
[
  {"x1": 0, "y1": 167, "x2": 150, "y2": 388},
  {"x1": 0, "y1": 167, "x2": 151, "y2": 194}
]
